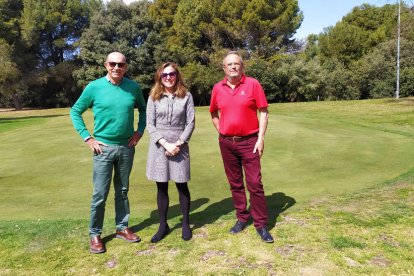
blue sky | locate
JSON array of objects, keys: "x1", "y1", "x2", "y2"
[{"x1": 295, "y1": 0, "x2": 392, "y2": 39}]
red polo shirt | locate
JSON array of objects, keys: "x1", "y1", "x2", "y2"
[{"x1": 210, "y1": 75, "x2": 268, "y2": 136}]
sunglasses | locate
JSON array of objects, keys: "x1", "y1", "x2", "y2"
[
  {"x1": 161, "y1": 72, "x2": 177, "y2": 79},
  {"x1": 107, "y1": 62, "x2": 126, "y2": 68},
  {"x1": 225, "y1": 62, "x2": 241, "y2": 69}
]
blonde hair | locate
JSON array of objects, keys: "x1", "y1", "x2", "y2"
[{"x1": 149, "y1": 62, "x2": 188, "y2": 101}]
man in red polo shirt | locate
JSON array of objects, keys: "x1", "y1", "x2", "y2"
[{"x1": 210, "y1": 51, "x2": 273, "y2": 243}]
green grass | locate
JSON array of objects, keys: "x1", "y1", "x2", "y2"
[{"x1": 0, "y1": 98, "x2": 414, "y2": 275}]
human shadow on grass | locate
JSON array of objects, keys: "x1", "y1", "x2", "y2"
[
  {"x1": 102, "y1": 192, "x2": 295, "y2": 243},
  {"x1": 102, "y1": 197, "x2": 209, "y2": 243},
  {"x1": 190, "y1": 192, "x2": 296, "y2": 231},
  {"x1": 266, "y1": 192, "x2": 296, "y2": 229}
]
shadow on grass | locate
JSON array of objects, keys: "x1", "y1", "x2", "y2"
[
  {"x1": 0, "y1": 115, "x2": 66, "y2": 122},
  {"x1": 385, "y1": 98, "x2": 414, "y2": 104},
  {"x1": 266, "y1": 192, "x2": 296, "y2": 229},
  {"x1": 103, "y1": 198, "x2": 210, "y2": 243},
  {"x1": 191, "y1": 192, "x2": 296, "y2": 231},
  {"x1": 0, "y1": 115, "x2": 68, "y2": 133},
  {"x1": 102, "y1": 192, "x2": 295, "y2": 243}
]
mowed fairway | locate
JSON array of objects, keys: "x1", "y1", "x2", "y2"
[{"x1": 1, "y1": 98, "x2": 413, "y2": 275}]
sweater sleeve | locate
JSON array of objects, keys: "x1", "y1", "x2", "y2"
[
  {"x1": 70, "y1": 85, "x2": 93, "y2": 140},
  {"x1": 135, "y1": 86, "x2": 146, "y2": 134}
]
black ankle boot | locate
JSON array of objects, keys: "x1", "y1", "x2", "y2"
[
  {"x1": 182, "y1": 225, "x2": 192, "y2": 241},
  {"x1": 151, "y1": 224, "x2": 170, "y2": 243}
]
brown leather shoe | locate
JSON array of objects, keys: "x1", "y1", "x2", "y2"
[
  {"x1": 90, "y1": 235, "x2": 106, "y2": 254},
  {"x1": 116, "y1": 228, "x2": 141, "y2": 243}
]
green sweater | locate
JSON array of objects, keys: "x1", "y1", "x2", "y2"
[{"x1": 70, "y1": 76, "x2": 146, "y2": 145}]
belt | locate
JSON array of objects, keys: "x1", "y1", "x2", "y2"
[{"x1": 219, "y1": 133, "x2": 258, "y2": 142}]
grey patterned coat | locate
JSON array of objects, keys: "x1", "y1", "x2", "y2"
[{"x1": 146, "y1": 92, "x2": 195, "y2": 182}]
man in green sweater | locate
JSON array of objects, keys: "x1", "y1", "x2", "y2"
[{"x1": 70, "y1": 52, "x2": 146, "y2": 254}]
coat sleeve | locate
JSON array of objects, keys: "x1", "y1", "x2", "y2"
[
  {"x1": 146, "y1": 97, "x2": 164, "y2": 144},
  {"x1": 179, "y1": 92, "x2": 195, "y2": 143}
]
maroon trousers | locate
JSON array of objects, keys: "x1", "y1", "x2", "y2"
[{"x1": 219, "y1": 135, "x2": 268, "y2": 228}]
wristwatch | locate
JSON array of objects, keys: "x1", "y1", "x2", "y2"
[{"x1": 84, "y1": 136, "x2": 93, "y2": 142}]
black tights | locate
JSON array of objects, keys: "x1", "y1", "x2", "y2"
[{"x1": 155, "y1": 182, "x2": 191, "y2": 236}]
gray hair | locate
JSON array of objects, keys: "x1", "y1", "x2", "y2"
[{"x1": 223, "y1": 51, "x2": 243, "y2": 65}]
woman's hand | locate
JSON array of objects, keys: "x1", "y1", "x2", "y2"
[{"x1": 163, "y1": 142, "x2": 180, "y2": 157}]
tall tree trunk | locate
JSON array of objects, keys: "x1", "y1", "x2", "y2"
[{"x1": 12, "y1": 92, "x2": 22, "y2": 110}]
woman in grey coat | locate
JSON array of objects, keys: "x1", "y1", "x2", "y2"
[{"x1": 146, "y1": 62, "x2": 195, "y2": 242}]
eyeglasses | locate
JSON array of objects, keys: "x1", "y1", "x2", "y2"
[
  {"x1": 225, "y1": 62, "x2": 241, "y2": 69},
  {"x1": 106, "y1": 62, "x2": 126, "y2": 68},
  {"x1": 161, "y1": 72, "x2": 177, "y2": 79}
]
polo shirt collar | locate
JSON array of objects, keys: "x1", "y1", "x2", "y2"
[{"x1": 222, "y1": 74, "x2": 246, "y2": 86}]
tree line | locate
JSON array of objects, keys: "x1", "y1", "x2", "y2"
[{"x1": 1, "y1": 0, "x2": 413, "y2": 110}]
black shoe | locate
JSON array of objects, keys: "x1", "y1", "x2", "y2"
[
  {"x1": 256, "y1": 227, "x2": 274, "y2": 243},
  {"x1": 229, "y1": 220, "x2": 248, "y2": 234},
  {"x1": 182, "y1": 226, "x2": 192, "y2": 241},
  {"x1": 150, "y1": 224, "x2": 170, "y2": 243}
]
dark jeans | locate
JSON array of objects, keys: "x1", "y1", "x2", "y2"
[
  {"x1": 89, "y1": 145, "x2": 135, "y2": 237},
  {"x1": 219, "y1": 135, "x2": 268, "y2": 228}
]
